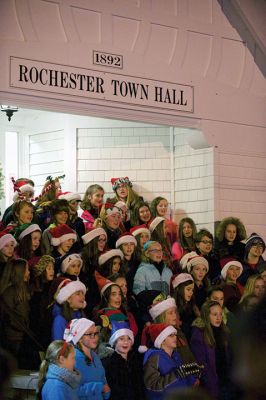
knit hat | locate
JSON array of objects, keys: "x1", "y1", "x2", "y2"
[
  {"x1": 143, "y1": 240, "x2": 157, "y2": 251},
  {"x1": 58, "y1": 192, "x2": 81, "y2": 202},
  {"x1": 220, "y1": 257, "x2": 243, "y2": 280},
  {"x1": 33, "y1": 255, "x2": 55, "y2": 276},
  {"x1": 149, "y1": 297, "x2": 176, "y2": 320},
  {"x1": 12, "y1": 179, "x2": 35, "y2": 201},
  {"x1": 54, "y1": 278, "x2": 86, "y2": 304},
  {"x1": 245, "y1": 233, "x2": 266, "y2": 253},
  {"x1": 180, "y1": 251, "x2": 209, "y2": 273},
  {"x1": 49, "y1": 224, "x2": 77, "y2": 246},
  {"x1": 64, "y1": 318, "x2": 95, "y2": 345},
  {"x1": 139, "y1": 323, "x2": 177, "y2": 353},
  {"x1": 82, "y1": 227, "x2": 107, "y2": 245},
  {"x1": 98, "y1": 249, "x2": 124, "y2": 266},
  {"x1": 61, "y1": 253, "x2": 83, "y2": 273},
  {"x1": 98, "y1": 308, "x2": 128, "y2": 330},
  {"x1": 111, "y1": 177, "x2": 132, "y2": 191},
  {"x1": 130, "y1": 224, "x2": 151, "y2": 239},
  {"x1": 14, "y1": 223, "x2": 41, "y2": 241},
  {"x1": 0, "y1": 230, "x2": 17, "y2": 250},
  {"x1": 109, "y1": 321, "x2": 134, "y2": 347},
  {"x1": 171, "y1": 273, "x2": 194, "y2": 290},
  {"x1": 148, "y1": 217, "x2": 165, "y2": 233},
  {"x1": 116, "y1": 233, "x2": 137, "y2": 248},
  {"x1": 94, "y1": 270, "x2": 116, "y2": 296}
]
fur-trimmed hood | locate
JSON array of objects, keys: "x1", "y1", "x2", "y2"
[{"x1": 216, "y1": 217, "x2": 247, "y2": 242}]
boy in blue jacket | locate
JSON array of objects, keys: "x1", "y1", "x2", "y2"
[{"x1": 140, "y1": 323, "x2": 202, "y2": 400}]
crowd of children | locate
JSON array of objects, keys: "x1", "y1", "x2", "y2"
[{"x1": 0, "y1": 175, "x2": 265, "y2": 400}]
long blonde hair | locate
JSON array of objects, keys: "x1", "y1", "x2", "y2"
[
  {"x1": 239, "y1": 275, "x2": 265, "y2": 304},
  {"x1": 37, "y1": 340, "x2": 74, "y2": 396}
]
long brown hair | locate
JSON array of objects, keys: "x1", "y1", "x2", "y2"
[
  {"x1": 200, "y1": 301, "x2": 229, "y2": 347},
  {"x1": 0, "y1": 258, "x2": 30, "y2": 301}
]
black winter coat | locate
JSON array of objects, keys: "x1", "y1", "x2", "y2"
[{"x1": 103, "y1": 350, "x2": 145, "y2": 400}]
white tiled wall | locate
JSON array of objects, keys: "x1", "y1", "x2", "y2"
[
  {"x1": 77, "y1": 125, "x2": 171, "y2": 202},
  {"x1": 173, "y1": 128, "x2": 214, "y2": 232},
  {"x1": 77, "y1": 123, "x2": 215, "y2": 232},
  {"x1": 29, "y1": 130, "x2": 65, "y2": 194}
]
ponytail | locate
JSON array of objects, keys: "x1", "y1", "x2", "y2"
[{"x1": 37, "y1": 340, "x2": 73, "y2": 397}]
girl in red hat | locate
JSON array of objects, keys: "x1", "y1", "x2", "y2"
[
  {"x1": 14, "y1": 223, "x2": 42, "y2": 268},
  {"x1": 50, "y1": 277, "x2": 87, "y2": 341},
  {"x1": 80, "y1": 227, "x2": 107, "y2": 318},
  {"x1": 107, "y1": 177, "x2": 142, "y2": 213}
]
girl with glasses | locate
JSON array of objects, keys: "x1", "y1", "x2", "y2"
[
  {"x1": 64, "y1": 318, "x2": 111, "y2": 400},
  {"x1": 195, "y1": 229, "x2": 221, "y2": 283}
]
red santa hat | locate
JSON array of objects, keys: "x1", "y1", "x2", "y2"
[
  {"x1": 0, "y1": 229, "x2": 17, "y2": 250},
  {"x1": 61, "y1": 253, "x2": 83, "y2": 273},
  {"x1": 149, "y1": 297, "x2": 176, "y2": 320},
  {"x1": 49, "y1": 224, "x2": 77, "y2": 246},
  {"x1": 54, "y1": 278, "x2": 86, "y2": 305},
  {"x1": 58, "y1": 192, "x2": 81, "y2": 202},
  {"x1": 148, "y1": 217, "x2": 165, "y2": 233},
  {"x1": 94, "y1": 270, "x2": 116, "y2": 296},
  {"x1": 116, "y1": 232, "x2": 137, "y2": 248},
  {"x1": 12, "y1": 178, "x2": 35, "y2": 201},
  {"x1": 98, "y1": 249, "x2": 124, "y2": 266},
  {"x1": 220, "y1": 257, "x2": 243, "y2": 280},
  {"x1": 139, "y1": 323, "x2": 177, "y2": 353},
  {"x1": 130, "y1": 224, "x2": 151, "y2": 239},
  {"x1": 82, "y1": 227, "x2": 107, "y2": 245},
  {"x1": 64, "y1": 318, "x2": 95, "y2": 345},
  {"x1": 171, "y1": 273, "x2": 194, "y2": 290},
  {"x1": 111, "y1": 177, "x2": 132, "y2": 191},
  {"x1": 180, "y1": 251, "x2": 209, "y2": 273}
]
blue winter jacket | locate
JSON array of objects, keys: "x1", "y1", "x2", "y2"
[
  {"x1": 133, "y1": 261, "x2": 173, "y2": 296},
  {"x1": 51, "y1": 303, "x2": 83, "y2": 340},
  {"x1": 74, "y1": 347, "x2": 110, "y2": 400},
  {"x1": 143, "y1": 348, "x2": 197, "y2": 400},
  {"x1": 41, "y1": 363, "x2": 81, "y2": 400}
]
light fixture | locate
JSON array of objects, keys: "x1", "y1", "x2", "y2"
[{"x1": 1, "y1": 105, "x2": 19, "y2": 121}]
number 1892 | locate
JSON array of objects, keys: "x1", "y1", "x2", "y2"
[{"x1": 93, "y1": 51, "x2": 123, "y2": 69}]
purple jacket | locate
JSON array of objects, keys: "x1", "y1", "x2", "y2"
[{"x1": 190, "y1": 326, "x2": 218, "y2": 398}]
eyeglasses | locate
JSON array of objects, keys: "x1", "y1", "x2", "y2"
[
  {"x1": 83, "y1": 332, "x2": 99, "y2": 338},
  {"x1": 149, "y1": 249, "x2": 163, "y2": 253},
  {"x1": 200, "y1": 240, "x2": 212, "y2": 245}
]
